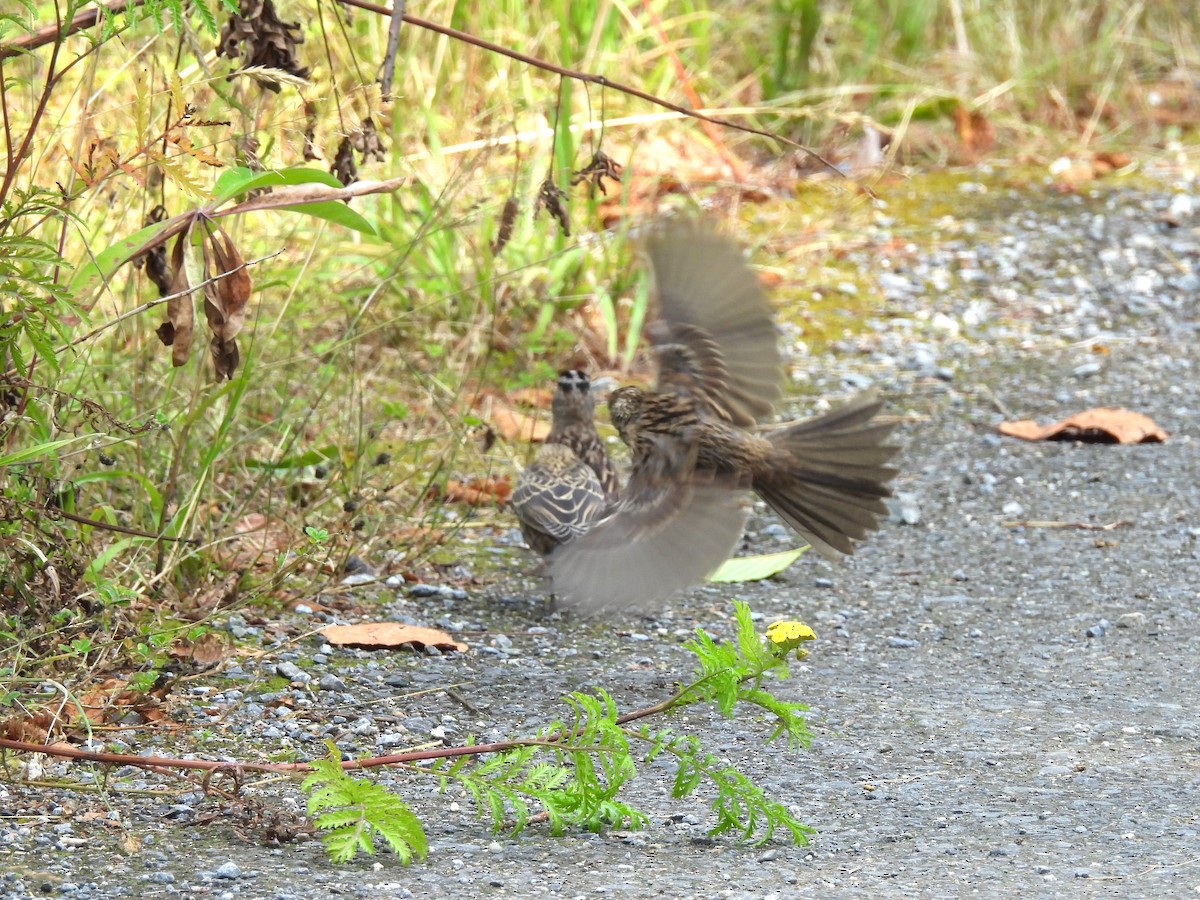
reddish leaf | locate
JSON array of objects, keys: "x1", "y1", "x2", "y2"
[
  {"x1": 321, "y1": 622, "x2": 468, "y2": 653},
  {"x1": 998, "y1": 408, "x2": 1167, "y2": 444},
  {"x1": 487, "y1": 398, "x2": 550, "y2": 443},
  {"x1": 443, "y1": 476, "x2": 512, "y2": 506}
]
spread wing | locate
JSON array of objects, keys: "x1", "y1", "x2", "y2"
[
  {"x1": 547, "y1": 466, "x2": 748, "y2": 614},
  {"x1": 644, "y1": 220, "x2": 784, "y2": 426}
]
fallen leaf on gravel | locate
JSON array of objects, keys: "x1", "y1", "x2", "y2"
[
  {"x1": 321, "y1": 623, "x2": 468, "y2": 653},
  {"x1": 169, "y1": 631, "x2": 231, "y2": 667},
  {"x1": 998, "y1": 408, "x2": 1167, "y2": 444},
  {"x1": 708, "y1": 547, "x2": 809, "y2": 583}
]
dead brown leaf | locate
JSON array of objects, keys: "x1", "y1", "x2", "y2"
[
  {"x1": 189, "y1": 572, "x2": 241, "y2": 616},
  {"x1": 443, "y1": 475, "x2": 512, "y2": 506},
  {"x1": 170, "y1": 631, "x2": 231, "y2": 667},
  {"x1": 2, "y1": 711, "x2": 53, "y2": 743},
  {"x1": 998, "y1": 408, "x2": 1167, "y2": 444},
  {"x1": 203, "y1": 226, "x2": 253, "y2": 379},
  {"x1": 509, "y1": 387, "x2": 553, "y2": 409},
  {"x1": 321, "y1": 622, "x2": 468, "y2": 653},
  {"x1": 75, "y1": 677, "x2": 179, "y2": 729},
  {"x1": 218, "y1": 514, "x2": 293, "y2": 569},
  {"x1": 487, "y1": 397, "x2": 550, "y2": 443},
  {"x1": 155, "y1": 230, "x2": 195, "y2": 366},
  {"x1": 953, "y1": 106, "x2": 994, "y2": 161}
]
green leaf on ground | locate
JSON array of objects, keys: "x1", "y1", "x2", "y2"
[{"x1": 708, "y1": 547, "x2": 808, "y2": 583}]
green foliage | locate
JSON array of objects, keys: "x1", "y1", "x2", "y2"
[
  {"x1": 0, "y1": 191, "x2": 79, "y2": 379},
  {"x1": 680, "y1": 602, "x2": 813, "y2": 751},
  {"x1": 763, "y1": 0, "x2": 822, "y2": 99},
  {"x1": 124, "y1": 0, "x2": 236, "y2": 37},
  {"x1": 303, "y1": 601, "x2": 814, "y2": 863},
  {"x1": 642, "y1": 728, "x2": 814, "y2": 845},
  {"x1": 303, "y1": 743, "x2": 429, "y2": 864},
  {"x1": 435, "y1": 688, "x2": 648, "y2": 836}
]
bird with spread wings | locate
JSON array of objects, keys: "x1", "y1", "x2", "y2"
[{"x1": 548, "y1": 220, "x2": 900, "y2": 613}]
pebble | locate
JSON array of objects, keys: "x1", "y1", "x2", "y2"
[
  {"x1": 275, "y1": 662, "x2": 310, "y2": 683},
  {"x1": 1086, "y1": 619, "x2": 1111, "y2": 638},
  {"x1": 318, "y1": 673, "x2": 347, "y2": 691},
  {"x1": 889, "y1": 492, "x2": 922, "y2": 525}
]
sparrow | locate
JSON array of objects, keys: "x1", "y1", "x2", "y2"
[
  {"x1": 511, "y1": 370, "x2": 619, "y2": 555},
  {"x1": 547, "y1": 220, "x2": 900, "y2": 612}
]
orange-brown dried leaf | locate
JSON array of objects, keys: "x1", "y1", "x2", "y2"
[
  {"x1": 385, "y1": 525, "x2": 446, "y2": 547},
  {"x1": 1094, "y1": 150, "x2": 1128, "y2": 172},
  {"x1": 170, "y1": 134, "x2": 222, "y2": 168},
  {"x1": 953, "y1": 106, "x2": 994, "y2": 161},
  {"x1": 189, "y1": 572, "x2": 241, "y2": 616},
  {"x1": 488, "y1": 398, "x2": 550, "y2": 443},
  {"x1": 998, "y1": 408, "x2": 1168, "y2": 444},
  {"x1": 2, "y1": 712, "x2": 53, "y2": 743},
  {"x1": 76, "y1": 678, "x2": 177, "y2": 728},
  {"x1": 321, "y1": 622, "x2": 468, "y2": 653},
  {"x1": 444, "y1": 475, "x2": 512, "y2": 506}
]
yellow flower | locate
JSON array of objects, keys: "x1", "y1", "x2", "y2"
[{"x1": 766, "y1": 620, "x2": 816, "y2": 659}]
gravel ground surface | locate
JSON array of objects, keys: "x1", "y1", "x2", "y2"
[{"x1": 3, "y1": 173, "x2": 1199, "y2": 898}]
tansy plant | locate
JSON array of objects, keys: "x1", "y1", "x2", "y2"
[{"x1": 302, "y1": 601, "x2": 818, "y2": 863}]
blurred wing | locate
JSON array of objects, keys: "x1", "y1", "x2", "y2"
[
  {"x1": 644, "y1": 220, "x2": 784, "y2": 425},
  {"x1": 512, "y1": 464, "x2": 605, "y2": 544},
  {"x1": 548, "y1": 475, "x2": 749, "y2": 614}
]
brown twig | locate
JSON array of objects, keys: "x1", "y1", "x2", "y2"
[
  {"x1": 0, "y1": 673, "x2": 713, "y2": 776},
  {"x1": 49, "y1": 507, "x2": 200, "y2": 544},
  {"x1": 1003, "y1": 520, "x2": 1133, "y2": 531}
]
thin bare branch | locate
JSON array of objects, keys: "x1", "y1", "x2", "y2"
[{"x1": 338, "y1": 0, "x2": 849, "y2": 182}]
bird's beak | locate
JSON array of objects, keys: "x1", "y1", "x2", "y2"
[{"x1": 589, "y1": 375, "x2": 620, "y2": 400}]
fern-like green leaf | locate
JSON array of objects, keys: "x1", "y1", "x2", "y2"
[{"x1": 302, "y1": 743, "x2": 428, "y2": 864}]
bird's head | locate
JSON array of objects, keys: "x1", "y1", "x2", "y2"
[
  {"x1": 551, "y1": 369, "x2": 595, "y2": 424},
  {"x1": 606, "y1": 386, "x2": 644, "y2": 439}
]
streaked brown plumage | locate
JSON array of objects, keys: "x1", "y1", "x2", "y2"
[
  {"x1": 549, "y1": 220, "x2": 900, "y2": 612},
  {"x1": 544, "y1": 370, "x2": 619, "y2": 502},
  {"x1": 511, "y1": 370, "x2": 618, "y2": 555},
  {"x1": 512, "y1": 443, "x2": 606, "y2": 555}
]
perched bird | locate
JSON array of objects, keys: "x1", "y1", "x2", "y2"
[
  {"x1": 548, "y1": 221, "x2": 900, "y2": 612},
  {"x1": 511, "y1": 370, "x2": 618, "y2": 555}
]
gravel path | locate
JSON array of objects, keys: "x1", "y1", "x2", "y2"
[{"x1": 3, "y1": 173, "x2": 1198, "y2": 898}]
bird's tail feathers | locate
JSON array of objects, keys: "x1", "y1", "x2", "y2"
[{"x1": 756, "y1": 391, "x2": 899, "y2": 558}]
